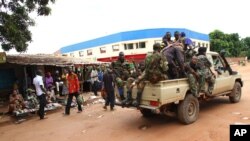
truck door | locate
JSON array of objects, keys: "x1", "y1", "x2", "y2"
[{"x1": 210, "y1": 55, "x2": 233, "y2": 94}]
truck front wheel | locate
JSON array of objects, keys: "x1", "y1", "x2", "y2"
[
  {"x1": 229, "y1": 82, "x2": 242, "y2": 103},
  {"x1": 177, "y1": 94, "x2": 199, "y2": 124}
]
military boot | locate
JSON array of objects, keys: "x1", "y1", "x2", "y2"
[
  {"x1": 125, "y1": 91, "x2": 133, "y2": 106},
  {"x1": 120, "y1": 94, "x2": 125, "y2": 101},
  {"x1": 121, "y1": 91, "x2": 132, "y2": 107},
  {"x1": 132, "y1": 92, "x2": 142, "y2": 107}
]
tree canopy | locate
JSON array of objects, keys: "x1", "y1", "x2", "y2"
[
  {"x1": 0, "y1": 0, "x2": 55, "y2": 52},
  {"x1": 209, "y1": 30, "x2": 250, "y2": 58}
]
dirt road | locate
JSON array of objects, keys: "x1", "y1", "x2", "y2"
[{"x1": 0, "y1": 64, "x2": 249, "y2": 141}]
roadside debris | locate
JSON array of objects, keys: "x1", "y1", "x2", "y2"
[
  {"x1": 15, "y1": 118, "x2": 26, "y2": 124},
  {"x1": 233, "y1": 122, "x2": 245, "y2": 125},
  {"x1": 241, "y1": 117, "x2": 249, "y2": 120},
  {"x1": 138, "y1": 124, "x2": 151, "y2": 130},
  {"x1": 97, "y1": 115, "x2": 104, "y2": 119},
  {"x1": 231, "y1": 112, "x2": 241, "y2": 115}
]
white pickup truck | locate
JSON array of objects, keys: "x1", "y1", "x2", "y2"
[{"x1": 116, "y1": 51, "x2": 243, "y2": 124}]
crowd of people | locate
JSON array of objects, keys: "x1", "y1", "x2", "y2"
[{"x1": 7, "y1": 31, "x2": 216, "y2": 120}]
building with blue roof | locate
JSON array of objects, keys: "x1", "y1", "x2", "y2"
[{"x1": 59, "y1": 28, "x2": 209, "y2": 62}]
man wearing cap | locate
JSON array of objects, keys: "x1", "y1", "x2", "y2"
[
  {"x1": 173, "y1": 31, "x2": 184, "y2": 51},
  {"x1": 162, "y1": 32, "x2": 174, "y2": 48},
  {"x1": 180, "y1": 32, "x2": 197, "y2": 62}
]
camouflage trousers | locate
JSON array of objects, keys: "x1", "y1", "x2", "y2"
[
  {"x1": 125, "y1": 77, "x2": 135, "y2": 94},
  {"x1": 115, "y1": 77, "x2": 125, "y2": 100},
  {"x1": 206, "y1": 74, "x2": 215, "y2": 94},
  {"x1": 186, "y1": 73, "x2": 198, "y2": 97},
  {"x1": 198, "y1": 70, "x2": 215, "y2": 93},
  {"x1": 125, "y1": 77, "x2": 146, "y2": 95}
]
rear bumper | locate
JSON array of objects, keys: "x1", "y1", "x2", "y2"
[
  {"x1": 115, "y1": 102, "x2": 160, "y2": 113},
  {"x1": 140, "y1": 105, "x2": 160, "y2": 114}
]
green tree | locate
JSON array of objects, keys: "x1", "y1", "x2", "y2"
[
  {"x1": 243, "y1": 37, "x2": 250, "y2": 48},
  {"x1": 0, "y1": 0, "x2": 55, "y2": 52},
  {"x1": 243, "y1": 37, "x2": 250, "y2": 59},
  {"x1": 209, "y1": 30, "x2": 245, "y2": 57},
  {"x1": 209, "y1": 30, "x2": 229, "y2": 54}
]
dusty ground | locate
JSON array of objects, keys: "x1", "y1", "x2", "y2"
[{"x1": 0, "y1": 63, "x2": 250, "y2": 141}]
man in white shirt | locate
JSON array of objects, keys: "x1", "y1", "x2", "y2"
[
  {"x1": 90, "y1": 66, "x2": 98, "y2": 96},
  {"x1": 33, "y1": 69, "x2": 47, "y2": 120}
]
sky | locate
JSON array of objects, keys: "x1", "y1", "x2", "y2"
[{"x1": 3, "y1": 0, "x2": 250, "y2": 54}]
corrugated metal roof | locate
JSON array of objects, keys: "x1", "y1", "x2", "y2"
[{"x1": 6, "y1": 54, "x2": 104, "y2": 66}]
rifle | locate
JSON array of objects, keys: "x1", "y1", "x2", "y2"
[
  {"x1": 219, "y1": 50, "x2": 234, "y2": 75},
  {"x1": 132, "y1": 60, "x2": 140, "y2": 76}
]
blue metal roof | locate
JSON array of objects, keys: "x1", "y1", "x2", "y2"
[{"x1": 60, "y1": 28, "x2": 209, "y2": 53}]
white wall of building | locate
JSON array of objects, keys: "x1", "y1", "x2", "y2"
[{"x1": 63, "y1": 37, "x2": 209, "y2": 60}]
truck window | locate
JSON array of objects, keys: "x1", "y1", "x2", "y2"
[{"x1": 212, "y1": 55, "x2": 225, "y2": 73}]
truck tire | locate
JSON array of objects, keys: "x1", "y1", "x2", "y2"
[
  {"x1": 140, "y1": 108, "x2": 154, "y2": 117},
  {"x1": 229, "y1": 82, "x2": 241, "y2": 103},
  {"x1": 177, "y1": 94, "x2": 199, "y2": 124}
]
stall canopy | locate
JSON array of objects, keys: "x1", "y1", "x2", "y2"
[{"x1": 6, "y1": 54, "x2": 105, "y2": 66}]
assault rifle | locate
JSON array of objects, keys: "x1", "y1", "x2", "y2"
[{"x1": 219, "y1": 50, "x2": 237, "y2": 75}]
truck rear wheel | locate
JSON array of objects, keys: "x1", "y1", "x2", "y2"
[
  {"x1": 140, "y1": 108, "x2": 154, "y2": 117},
  {"x1": 177, "y1": 94, "x2": 199, "y2": 124},
  {"x1": 229, "y1": 82, "x2": 241, "y2": 103}
]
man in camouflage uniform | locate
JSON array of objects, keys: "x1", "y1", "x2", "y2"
[
  {"x1": 112, "y1": 51, "x2": 130, "y2": 100},
  {"x1": 132, "y1": 43, "x2": 168, "y2": 107},
  {"x1": 197, "y1": 47, "x2": 215, "y2": 96},
  {"x1": 184, "y1": 56, "x2": 200, "y2": 97}
]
